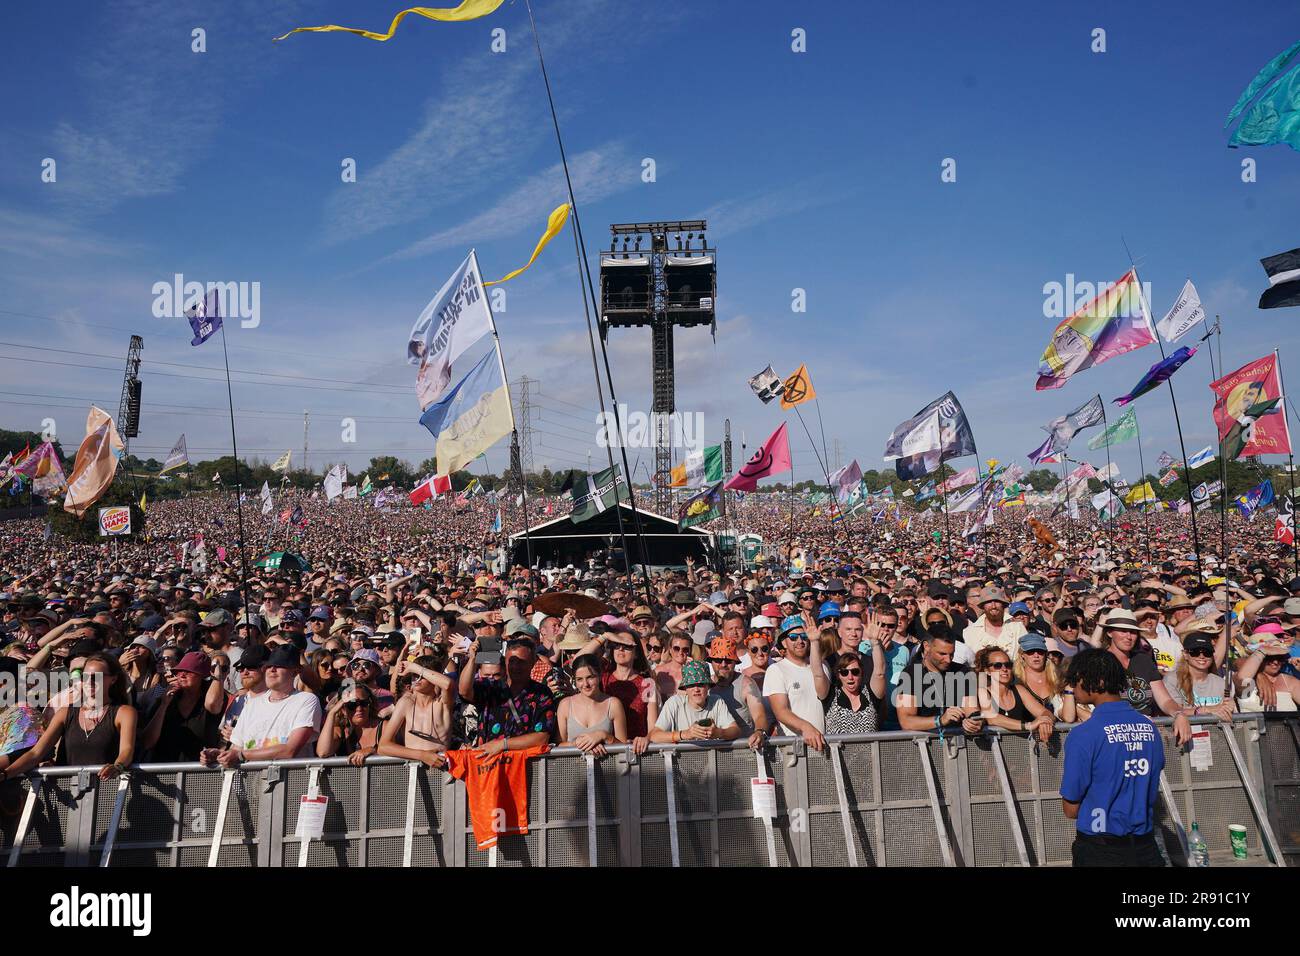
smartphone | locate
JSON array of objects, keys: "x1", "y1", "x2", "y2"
[
  {"x1": 478, "y1": 635, "x2": 502, "y2": 666},
  {"x1": 695, "y1": 718, "x2": 713, "y2": 728}
]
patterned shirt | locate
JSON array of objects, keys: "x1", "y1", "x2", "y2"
[{"x1": 472, "y1": 677, "x2": 557, "y2": 745}]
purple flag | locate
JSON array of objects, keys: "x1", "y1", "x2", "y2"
[
  {"x1": 1113, "y1": 346, "x2": 1197, "y2": 407},
  {"x1": 1027, "y1": 434, "x2": 1057, "y2": 466},
  {"x1": 186, "y1": 289, "x2": 223, "y2": 346}
]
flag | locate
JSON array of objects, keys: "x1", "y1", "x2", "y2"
[
  {"x1": 1210, "y1": 353, "x2": 1291, "y2": 459},
  {"x1": 938, "y1": 467, "x2": 977, "y2": 493},
  {"x1": 1092, "y1": 489, "x2": 1125, "y2": 520},
  {"x1": 63, "y1": 406, "x2": 124, "y2": 519},
  {"x1": 1236, "y1": 479, "x2": 1275, "y2": 517},
  {"x1": 885, "y1": 392, "x2": 976, "y2": 480},
  {"x1": 779, "y1": 364, "x2": 816, "y2": 410},
  {"x1": 1278, "y1": 512, "x2": 1295, "y2": 546},
  {"x1": 1157, "y1": 452, "x2": 1176, "y2": 471},
  {"x1": 1114, "y1": 346, "x2": 1197, "y2": 407},
  {"x1": 408, "y1": 251, "x2": 493, "y2": 413},
  {"x1": 270, "y1": 450, "x2": 292, "y2": 473},
  {"x1": 999, "y1": 491, "x2": 1025, "y2": 508},
  {"x1": 409, "y1": 476, "x2": 436, "y2": 506},
  {"x1": 274, "y1": 0, "x2": 507, "y2": 42},
  {"x1": 360, "y1": 474, "x2": 373, "y2": 497},
  {"x1": 1206, "y1": 479, "x2": 1224, "y2": 496},
  {"x1": 160, "y1": 435, "x2": 189, "y2": 474},
  {"x1": 724, "y1": 423, "x2": 792, "y2": 492},
  {"x1": 212, "y1": 471, "x2": 222, "y2": 484},
  {"x1": 1042, "y1": 394, "x2": 1105, "y2": 450},
  {"x1": 1036, "y1": 269, "x2": 1156, "y2": 390},
  {"x1": 901, "y1": 488, "x2": 915, "y2": 497},
  {"x1": 1027, "y1": 435, "x2": 1057, "y2": 466},
  {"x1": 260, "y1": 481, "x2": 273, "y2": 515},
  {"x1": 1156, "y1": 280, "x2": 1206, "y2": 342},
  {"x1": 185, "y1": 288, "x2": 223, "y2": 347},
  {"x1": 14, "y1": 442, "x2": 67, "y2": 496},
  {"x1": 678, "y1": 481, "x2": 723, "y2": 530},
  {"x1": 324, "y1": 464, "x2": 347, "y2": 501},
  {"x1": 1124, "y1": 482, "x2": 1156, "y2": 505},
  {"x1": 490, "y1": 509, "x2": 502, "y2": 533},
  {"x1": 343, "y1": 485, "x2": 359, "y2": 500},
  {"x1": 1158, "y1": 468, "x2": 1179, "y2": 488},
  {"x1": 829, "y1": 460, "x2": 863, "y2": 503},
  {"x1": 670, "y1": 445, "x2": 724, "y2": 487},
  {"x1": 483, "y1": 203, "x2": 570, "y2": 286},
  {"x1": 1087, "y1": 408, "x2": 1138, "y2": 450},
  {"x1": 748, "y1": 365, "x2": 785, "y2": 404},
  {"x1": 570, "y1": 466, "x2": 630, "y2": 523},
  {"x1": 1181, "y1": 446, "x2": 1213, "y2": 470},
  {"x1": 419, "y1": 347, "x2": 513, "y2": 475},
  {"x1": 139, "y1": 490, "x2": 147, "y2": 513},
  {"x1": 1225, "y1": 41, "x2": 1300, "y2": 152},
  {"x1": 1259, "y1": 246, "x2": 1300, "y2": 309},
  {"x1": 378, "y1": 473, "x2": 390, "y2": 481}
]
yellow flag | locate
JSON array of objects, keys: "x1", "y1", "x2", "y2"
[
  {"x1": 987, "y1": 459, "x2": 1000, "y2": 471},
  {"x1": 1124, "y1": 482, "x2": 1156, "y2": 505},
  {"x1": 140, "y1": 490, "x2": 147, "y2": 513},
  {"x1": 668, "y1": 462, "x2": 687, "y2": 487},
  {"x1": 274, "y1": 0, "x2": 506, "y2": 43},
  {"x1": 484, "y1": 203, "x2": 571, "y2": 287},
  {"x1": 780, "y1": 364, "x2": 816, "y2": 410}
]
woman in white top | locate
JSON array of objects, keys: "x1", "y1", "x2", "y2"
[
  {"x1": 1234, "y1": 639, "x2": 1300, "y2": 712},
  {"x1": 557, "y1": 654, "x2": 627, "y2": 757}
]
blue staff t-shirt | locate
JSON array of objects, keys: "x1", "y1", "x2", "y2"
[{"x1": 1059, "y1": 700, "x2": 1165, "y2": 836}]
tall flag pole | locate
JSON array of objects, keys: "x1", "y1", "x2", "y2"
[
  {"x1": 1131, "y1": 409, "x2": 1153, "y2": 566},
  {"x1": 1129, "y1": 257, "x2": 1201, "y2": 576},
  {"x1": 1275, "y1": 348, "x2": 1300, "y2": 576},
  {"x1": 1096, "y1": 403, "x2": 1117, "y2": 553}
]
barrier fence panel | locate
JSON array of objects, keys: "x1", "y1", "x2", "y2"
[{"x1": 1, "y1": 718, "x2": 1289, "y2": 868}]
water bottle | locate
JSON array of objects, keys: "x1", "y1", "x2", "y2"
[{"x1": 1188, "y1": 822, "x2": 1210, "y2": 867}]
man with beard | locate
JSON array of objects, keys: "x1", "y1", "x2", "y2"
[{"x1": 962, "y1": 587, "x2": 1026, "y2": 660}]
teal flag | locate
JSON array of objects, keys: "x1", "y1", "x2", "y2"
[
  {"x1": 1087, "y1": 408, "x2": 1138, "y2": 450},
  {"x1": 1226, "y1": 40, "x2": 1300, "y2": 151}
]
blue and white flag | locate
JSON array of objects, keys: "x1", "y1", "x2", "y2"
[
  {"x1": 490, "y1": 508, "x2": 502, "y2": 533},
  {"x1": 186, "y1": 289, "x2": 223, "y2": 347},
  {"x1": 418, "y1": 347, "x2": 512, "y2": 475},
  {"x1": 1187, "y1": 446, "x2": 1217, "y2": 470}
]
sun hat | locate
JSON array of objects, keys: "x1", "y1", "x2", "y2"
[{"x1": 679, "y1": 659, "x2": 713, "y2": 689}]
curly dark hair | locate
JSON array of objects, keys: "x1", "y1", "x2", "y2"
[{"x1": 1065, "y1": 648, "x2": 1127, "y2": 697}]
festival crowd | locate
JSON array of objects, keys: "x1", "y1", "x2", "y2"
[{"x1": 1, "y1": 489, "x2": 1298, "y2": 817}]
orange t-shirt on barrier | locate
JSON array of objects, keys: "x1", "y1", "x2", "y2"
[{"x1": 444, "y1": 744, "x2": 550, "y2": 850}]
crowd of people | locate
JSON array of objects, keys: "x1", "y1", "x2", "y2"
[{"x1": 1, "y1": 488, "x2": 1297, "y2": 828}]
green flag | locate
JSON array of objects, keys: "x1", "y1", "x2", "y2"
[
  {"x1": 570, "y1": 466, "x2": 630, "y2": 523},
  {"x1": 678, "y1": 481, "x2": 722, "y2": 530},
  {"x1": 1087, "y1": 408, "x2": 1138, "y2": 450},
  {"x1": 360, "y1": 474, "x2": 373, "y2": 497}
]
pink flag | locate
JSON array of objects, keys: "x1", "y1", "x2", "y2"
[
  {"x1": 217, "y1": 546, "x2": 227, "y2": 562},
  {"x1": 724, "y1": 422, "x2": 792, "y2": 491},
  {"x1": 938, "y1": 466, "x2": 977, "y2": 493}
]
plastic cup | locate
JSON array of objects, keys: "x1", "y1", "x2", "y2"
[{"x1": 1229, "y1": 824, "x2": 1248, "y2": 860}]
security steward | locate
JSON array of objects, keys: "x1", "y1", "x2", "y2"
[{"x1": 1060, "y1": 648, "x2": 1166, "y2": 866}]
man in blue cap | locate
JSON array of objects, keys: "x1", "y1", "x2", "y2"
[
  {"x1": 763, "y1": 615, "x2": 831, "y2": 751},
  {"x1": 1060, "y1": 648, "x2": 1166, "y2": 866}
]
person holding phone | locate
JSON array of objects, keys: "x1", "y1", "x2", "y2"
[{"x1": 649, "y1": 660, "x2": 741, "y2": 744}]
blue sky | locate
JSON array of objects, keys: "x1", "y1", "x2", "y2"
[{"x1": 1, "y1": 0, "x2": 1298, "y2": 489}]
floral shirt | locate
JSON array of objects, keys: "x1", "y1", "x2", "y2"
[{"x1": 472, "y1": 677, "x2": 557, "y2": 745}]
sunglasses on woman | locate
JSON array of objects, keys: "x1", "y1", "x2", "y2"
[
  {"x1": 748, "y1": 644, "x2": 770, "y2": 654},
  {"x1": 986, "y1": 661, "x2": 1011, "y2": 670},
  {"x1": 838, "y1": 667, "x2": 862, "y2": 677},
  {"x1": 1185, "y1": 648, "x2": 1214, "y2": 658},
  {"x1": 647, "y1": 643, "x2": 663, "y2": 652},
  {"x1": 670, "y1": 644, "x2": 690, "y2": 654}
]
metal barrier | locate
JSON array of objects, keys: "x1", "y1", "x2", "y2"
[{"x1": 2, "y1": 715, "x2": 1292, "y2": 867}]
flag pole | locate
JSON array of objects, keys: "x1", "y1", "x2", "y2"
[
  {"x1": 1202, "y1": 317, "x2": 1229, "y2": 569},
  {"x1": 1129, "y1": 262, "x2": 1201, "y2": 577},
  {"x1": 217, "y1": 319, "x2": 252, "y2": 628},
  {"x1": 476, "y1": 257, "x2": 534, "y2": 572},
  {"x1": 791, "y1": 405, "x2": 844, "y2": 542},
  {"x1": 1274, "y1": 348, "x2": 1299, "y2": 576},
  {"x1": 1058, "y1": 456, "x2": 1076, "y2": 559},
  {"x1": 939, "y1": 468, "x2": 953, "y2": 565},
  {"x1": 1131, "y1": 409, "x2": 1153, "y2": 567},
  {"x1": 1096, "y1": 403, "x2": 1117, "y2": 554}
]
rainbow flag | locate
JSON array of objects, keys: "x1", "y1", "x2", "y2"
[{"x1": 1037, "y1": 269, "x2": 1157, "y2": 390}]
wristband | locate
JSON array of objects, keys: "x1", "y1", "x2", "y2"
[{"x1": 933, "y1": 715, "x2": 941, "y2": 730}]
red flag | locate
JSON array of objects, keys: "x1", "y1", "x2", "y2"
[
  {"x1": 1210, "y1": 352, "x2": 1292, "y2": 458},
  {"x1": 724, "y1": 422, "x2": 792, "y2": 492},
  {"x1": 1277, "y1": 514, "x2": 1294, "y2": 546},
  {"x1": 433, "y1": 474, "x2": 452, "y2": 495}
]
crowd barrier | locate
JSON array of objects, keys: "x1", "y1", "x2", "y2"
[{"x1": 2, "y1": 715, "x2": 1293, "y2": 867}]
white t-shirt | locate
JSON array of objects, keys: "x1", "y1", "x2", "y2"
[
  {"x1": 763, "y1": 658, "x2": 831, "y2": 734},
  {"x1": 655, "y1": 694, "x2": 737, "y2": 733},
  {"x1": 231, "y1": 690, "x2": 322, "y2": 755}
]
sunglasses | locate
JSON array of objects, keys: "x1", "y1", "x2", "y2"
[
  {"x1": 349, "y1": 661, "x2": 375, "y2": 670},
  {"x1": 647, "y1": 644, "x2": 663, "y2": 652},
  {"x1": 748, "y1": 644, "x2": 771, "y2": 653},
  {"x1": 785, "y1": 633, "x2": 809, "y2": 642},
  {"x1": 670, "y1": 645, "x2": 691, "y2": 654},
  {"x1": 838, "y1": 667, "x2": 862, "y2": 677},
  {"x1": 610, "y1": 642, "x2": 637, "y2": 651},
  {"x1": 877, "y1": 621, "x2": 897, "y2": 629},
  {"x1": 343, "y1": 701, "x2": 370, "y2": 711},
  {"x1": 1021, "y1": 648, "x2": 1046, "y2": 657},
  {"x1": 1058, "y1": 621, "x2": 1080, "y2": 630},
  {"x1": 986, "y1": 662, "x2": 1011, "y2": 671},
  {"x1": 707, "y1": 657, "x2": 733, "y2": 665},
  {"x1": 1185, "y1": 648, "x2": 1214, "y2": 658}
]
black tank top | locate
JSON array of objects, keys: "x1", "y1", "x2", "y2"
[
  {"x1": 994, "y1": 684, "x2": 1036, "y2": 724},
  {"x1": 59, "y1": 705, "x2": 122, "y2": 766}
]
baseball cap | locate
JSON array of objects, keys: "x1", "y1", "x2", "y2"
[
  {"x1": 1008, "y1": 602, "x2": 1031, "y2": 616},
  {"x1": 817, "y1": 601, "x2": 842, "y2": 621},
  {"x1": 1018, "y1": 633, "x2": 1048, "y2": 654},
  {"x1": 235, "y1": 645, "x2": 270, "y2": 670},
  {"x1": 691, "y1": 620, "x2": 720, "y2": 646},
  {"x1": 349, "y1": 648, "x2": 382, "y2": 666},
  {"x1": 777, "y1": 591, "x2": 797, "y2": 605},
  {"x1": 308, "y1": 607, "x2": 332, "y2": 622},
  {"x1": 749, "y1": 615, "x2": 775, "y2": 630},
  {"x1": 505, "y1": 620, "x2": 539, "y2": 638},
  {"x1": 1182, "y1": 632, "x2": 1216, "y2": 654},
  {"x1": 265, "y1": 645, "x2": 302, "y2": 668},
  {"x1": 778, "y1": 615, "x2": 807, "y2": 637},
  {"x1": 137, "y1": 614, "x2": 166, "y2": 634},
  {"x1": 280, "y1": 608, "x2": 305, "y2": 625}
]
